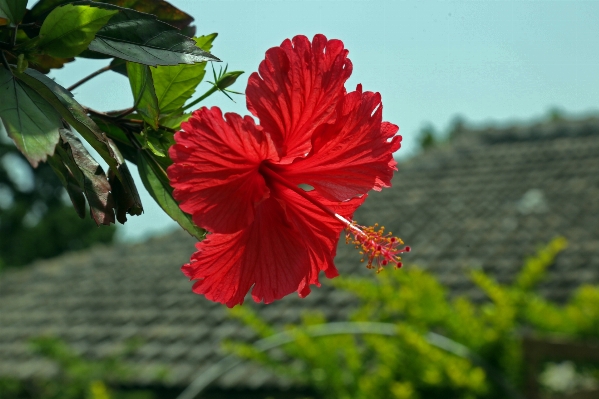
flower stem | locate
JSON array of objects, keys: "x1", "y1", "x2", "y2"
[{"x1": 182, "y1": 86, "x2": 218, "y2": 112}]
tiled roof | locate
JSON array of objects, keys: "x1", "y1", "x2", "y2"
[{"x1": 1, "y1": 116, "x2": 598, "y2": 392}]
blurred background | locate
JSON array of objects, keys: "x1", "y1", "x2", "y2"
[{"x1": 1, "y1": 1, "x2": 599, "y2": 399}]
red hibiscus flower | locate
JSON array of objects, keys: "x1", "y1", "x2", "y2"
[{"x1": 167, "y1": 34, "x2": 408, "y2": 307}]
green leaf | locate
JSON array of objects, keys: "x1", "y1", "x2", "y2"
[
  {"x1": 141, "y1": 127, "x2": 173, "y2": 158},
  {"x1": 79, "y1": 1, "x2": 219, "y2": 66},
  {"x1": 27, "y1": 0, "x2": 194, "y2": 31},
  {"x1": 159, "y1": 112, "x2": 190, "y2": 130},
  {"x1": 26, "y1": 0, "x2": 69, "y2": 21},
  {"x1": 76, "y1": 49, "x2": 113, "y2": 59},
  {"x1": 101, "y1": 0, "x2": 195, "y2": 31},
  {"x1": 38, "y1": 4, "x2": 118, "y2": 58},
  {"x1": 90, "y1": 116, "x2": 138, "y2": 164},
  {"x1": 0, "y1": 66, "x2": 61, "y2": 167},
  {"x1": 109, "y1": 57, "x2": 127, "y2": 76},
  {"x1": 0, "y1": 0, "x2": 27, "y2": 25},
  {"x1": 16, "y1": 68, "x2": 116, "y2": 165},
  {"x1": 127, "y1": 62, "x2": 159, "y2": 128},
  {"x1": 91, "y1": 117, "x2": 128, "y2": 144},
  {"x1": 151, "y1": 65, "x2": 204, "y2": 116},
  {"x1": 150, "y1": 33, "x2": 217, "y2": 115},
  {"x1": 24, "y1": 0, "x2": 196, "y2": 55},
  {"x1": 27, "y1": 53, "x2": 75, "y2": 74},
  {"x1": 137, "y1": 151, "x2": 205, "y2": 241},
  {"x1": 194, "y1": 33, "x2": 217, "y2": 52},
  {"x1": 15, "y1": 68, "x2": 143, "y2": 219}
]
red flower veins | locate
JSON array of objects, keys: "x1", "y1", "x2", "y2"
[{"x1": 167, "y1": 34, "x2": 407, "y2": 307}]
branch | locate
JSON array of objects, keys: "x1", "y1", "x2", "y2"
[
  {"x1": 112, "y1": 107, "x2": 136, "y2": 119},
  {"x1": 11, "y1": 25, "x2": 17, "y2": 47},
  {"x1": 85, "y1": 107, "x2": 176, "y2": 133},
  {"x1": 0, "y1": 51, "x2": 10, "y2": 70},
  {"x1": 85, "y1": 107, "x2": 112, "y2": 119},
  {"x1": 67, "y1": 65, "x2": 111, "y2": 92},
  {"x1": 123, "y1": 128, "x2": 143, "y2": 151}
]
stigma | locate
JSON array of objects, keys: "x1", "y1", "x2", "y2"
[{"x1": 335, "y1": 215, "x2": 410, "y2": 272}]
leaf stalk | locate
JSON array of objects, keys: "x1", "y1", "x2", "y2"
[{"x1": 67, "y1": 65, "x2": 111, "y2": 92}]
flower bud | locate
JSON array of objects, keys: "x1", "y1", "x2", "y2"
[{"x1": 217, "y1": 71, "x2": 243, "y2": 90}]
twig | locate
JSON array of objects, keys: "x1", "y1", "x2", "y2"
[
  {"x1": 67, "y1": 65, "x2": 111, "y2": 92},
  {"x1": 123, "y1": 128, "x2": 143, "y2": 151},
  {"x1": 86, "y1": 107, "x2": 176, "y2": 134},
  {"x1": 0, "y1": 51, "x2": 10, "y2": 70},
  {"x1": 11, "y1": 25, "x2": 18, "y2": 47},
  {"x1": 85, "y1": 107, "x2": 111, "y2": 119},
  {"x1": 109, "y1": 107, "x2": 136, "y2": 119}
]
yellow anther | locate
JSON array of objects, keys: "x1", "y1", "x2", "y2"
[{"x1": 344, "y1": 220, "x2": 410, "y2": 271}]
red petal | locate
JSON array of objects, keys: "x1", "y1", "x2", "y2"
[
  {"x1": 181, "y1": 185, "x2": 365, "y2": 307},
  {"x1": 279, "y1": 86, "x2": 402, "y2": 202},
  {"x1": 273, "y1": 186, "x2": 366, "y2": 298},
  {"x1": 167, "y1": 107, "x2": 279, "y2": 234},
  {"x1": 246, "y1": 34, "x2": 352, "y2": 160},
  {"x1": 182, "y1": 197, "x2": 309, "y2": 307}
]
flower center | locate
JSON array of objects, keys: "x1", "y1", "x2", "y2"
[{"x1": 259, "y1": 163, "x2": 410, "y2": 272}]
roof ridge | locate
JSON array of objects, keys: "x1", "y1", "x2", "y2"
[{"x1": 461, "y1": 115, "x2": 599, "y2": 144}]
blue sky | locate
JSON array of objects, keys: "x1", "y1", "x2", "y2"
[{"x1": 45, "y1": 0, "x2": 599, "y2": 242}]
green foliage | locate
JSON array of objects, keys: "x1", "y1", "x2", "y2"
[
  {"x1": 418, "y1": 117, "x2": 466, "y2": 150},
  {"x1": 0, "y1": 0, "x2": 27, "y2": 25},
  {"x1": 182, "y1": 64, "x2": 244, "y2": 111},
  {"x1": 227, "y1": 237, "x2": 599, "y2": 399},
  {"x1": 0, "y1": 0, "x2": 243, "y2": 236},
  {"x1": 127, "y1": 62, "x2": 160, "y2": 128},
  {"x1": 417, "y1": 124, "x2": 436, "y2": 150},
  {"x1": 0, "y1": 336, "x2": 153, "y2": 399},
  {"x1": 12, "y1": 66, "x2": 143, "y2": 223},
  {"x1": 151, "y1": 33, "x2": 217, "y2": 115},
  {"x1": 82, "y1": 1, "x2": 217, "y2": 66},
  {"x1": 137, "y1": 150, "x2": 205, "y2": 240},
  {"x1": 547, "y1": 107, "x2": 565, "y2": 122},
  {"x1": 37, "y1": 4, "x2": 118, "y2": 58},
  {"x1": 0, "y1": 67, "x2": 61, "y2": 167}
]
